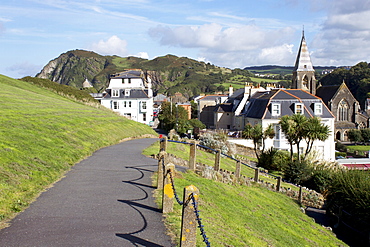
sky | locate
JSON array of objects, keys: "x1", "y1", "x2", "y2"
[{"x1": 1, "y1": 0, "x2": 370, "y2": 78}]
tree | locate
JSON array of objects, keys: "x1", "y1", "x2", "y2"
[
  {"x1": 360, "y1": 128, "x2": 370, "y2": 143},
  {"x1": 348, "y1": 129, "x2": 363, "y2": 144},
  {"x1": 303, "y1": 117, "x2": 330, "y2": 158},
  {"x1": 158, "y1": 102, "x2": 189, "y2": 134},
  {"x1": 279, "y1": 114, "x2": 308, "y2": 161},
  {"x1": 242, "y1": 123, "x2": 275, "y2": 162}
]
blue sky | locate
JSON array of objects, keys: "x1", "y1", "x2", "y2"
[{"x1": 1, "y1": 0, "x2": 370, "y2": 78}]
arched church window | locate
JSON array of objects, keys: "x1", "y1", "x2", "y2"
[
  {"x1": 336, "y1": 131, "x2": 341, "y2": 140},
  {"x1": 302, "y1": 75, "x2": 309, "y2": 89},
  {"x1": 338, "y1": 100, "x2": 349, "y2": 121}
]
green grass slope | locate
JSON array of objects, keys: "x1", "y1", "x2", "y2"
[
  {"x1": 0, "y1": 74, "x2": 156, "y2": 226},
  {"x1": 144, "y1": 142, "x2": 347, "y2": 246},
  {"x1": 169, "y1": 171, "x2": 347, "y2": 247}
]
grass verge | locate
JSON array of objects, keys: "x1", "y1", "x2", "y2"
[{"x1": 0, "y1": 74, "x2": 156, "y2": 227}]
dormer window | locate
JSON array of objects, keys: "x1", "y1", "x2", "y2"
[
  {"x1": 314, "y1": 103, "x2": 322, "y2": 115},
  {"x1": 295, "y1": 103, "x2": 304, "y2": 114},
  {"x1": 125, "y1": 89, "x2": 130, "y2": 96},
  {"x1": 271, "y1": 103, "x2": 281, "y2": 116},
  {"x1": 112, "y1": 89, "x2": 119, "y2": 97}
]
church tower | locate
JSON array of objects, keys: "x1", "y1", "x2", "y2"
[{"x1": 292, "y1": 31, "x2": 316, "y2": 95}]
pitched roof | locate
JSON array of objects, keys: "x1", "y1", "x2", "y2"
[
  {"x1": 293, "y1": 32, "x2": 314, "y2": 72},
  {"x1": 316, "y1": 85, "x2": 340, "y2": 105},
  {"x1": 244, "y1": 89, "x2": 334, "y2": 119},
  {"x1": 214, "y1": 103, "x2": 233, "y2": 113},
  {"x1": 102, "y1": 89, "x2": 150, "y2": 99}
]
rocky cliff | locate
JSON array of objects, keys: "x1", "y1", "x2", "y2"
[{"x1": 36, "y1": 50, "x2": 243, "y2": 97}]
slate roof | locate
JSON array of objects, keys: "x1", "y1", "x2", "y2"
[
  {"x1": 214, "y1": 103, "x2": 233, "y2": 113},
  {"x1": 102, "y1": 89, "x2": 150, "y2": 99},
  {"x1": 316, "y1": 85, "x2": 340, "y2": 105},
  {"x1": 199, "y1": 95, "x2": 227, "y2": 101},
  {"x1": 244, "y1": 89, "x2": 334, "y2": 119}
]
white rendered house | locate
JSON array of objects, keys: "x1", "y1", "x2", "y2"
[
  {"x1": 230, "y1": 89, "x2": 336, "y2": 161},
  {"x1": 100, "y1": 70, "x2": 154, "y2": 125}
]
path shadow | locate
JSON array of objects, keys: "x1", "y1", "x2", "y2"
[
  {"x1": 115, "y1": 234, "x2": 164, "y2": 247},
  {"x1": 118, "y1": 199, "x2": 161, "y2": 213}
]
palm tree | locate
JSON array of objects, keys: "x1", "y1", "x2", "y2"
[
  {"x1": 303, "y1": 117, "x2": 330, "y2": 158},
  {"x1": 243, "y1": 123, "x2": 275, "y2": 161},
  {"x1": 279, "y1": 114, "x2": 308, "y2": 161}
]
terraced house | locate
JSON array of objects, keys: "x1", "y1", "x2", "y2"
[{"x1": 100, "y1": 70, "x2": 154, "y2": 125}]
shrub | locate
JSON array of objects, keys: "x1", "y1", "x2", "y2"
[
  {"x1": 326, "y1": 170, "x2": 370, "y2": 221},
  {"x1": 258, "y1": 148, "x2": 289, "y2": 172},
  {"x1": 199, "y1": 132, "x2": 235, "y2": 155},
  {"x1": 283, "y1": 159, "x2": 312, "y2": 185},
  {"x1": 302, "y1": 165, "x2": 333, "y2": 193}
]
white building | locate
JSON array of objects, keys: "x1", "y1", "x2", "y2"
[
  {"x1": 230, "y1": 89, "x2": 336, "y2": 161},
  {"x1": 100, "y1": 70, "x2": 154, "y2": 125}
]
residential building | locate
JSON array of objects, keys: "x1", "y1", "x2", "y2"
[
  {"x1": 100, "y1": 70, "x2": 154, "y2": 125},
  {"x1": 231, "y1": 89, "x2": 336, "y2": 161}
]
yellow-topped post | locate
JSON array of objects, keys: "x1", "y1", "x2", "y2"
[{"x1": 180, "y1": 185, "x2": 199, "y2": 247}]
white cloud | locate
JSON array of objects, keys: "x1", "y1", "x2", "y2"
[
  {"x1": 6, "y1": 61, "x2": 41, "y2": 78},
  {"x1": 310, "y1": 0, "x2": 370, "y2": 66},
  {"x1": 136, "y1": 52, "x2": 149, "y2": 59},
  {"x1": 90, "y1": 35, "x2": 128, "y2": 56},
  {"x1": 149, "y1": 23, "x2": 296, "y2": 68}
]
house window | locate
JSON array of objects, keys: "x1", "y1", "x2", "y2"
[
  {"x1": 125, "y1": 89, "x2": 130, "y2": 96},
  {"x1": 271, "y1": 103, "x2": 281, "y2": 116},
  {"x1": 274, "y1": 124, "x2": 281, "y2": 139},
  {"x1": 143, "y1": 113, "x2": 146, "y2": 122},
  {"x1": 294, "y1": 103, "x2": 304, "y2": 114},
  {"x1": 128, "y1": 101, "x2": 132, "y2": 107},
  {"x1": 142, "y1": 101, "x2": 147, "y2": 110},
  {"x1": 112, "y1": 89, "x2": 119, "y2": 97},
  {"x1": 338, "y1": 99, "x2": 349, "y2": 121},
  {"x1": 314, "y1": 103, "x2": 322, "y2": 115},
  {"x1": 112, "y1": 101, "x2": 119, "y2": 109},
  {"x1": 124, "y1": 101, "x2": 127, "y2": 108},
  {"x1": 128, "y1": 78, "x2": 131, "y2": 84}
]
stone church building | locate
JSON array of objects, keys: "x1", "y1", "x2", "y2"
[{"x1": 292, "y1": 32, "x2": 369, "y2": 141}]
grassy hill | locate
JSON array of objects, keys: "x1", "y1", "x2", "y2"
[
  {"x1": 144, "y1": 142, "x2": 347, "y2": 246},
  {"x1": 0, "y1": 74, "x2": 156, "y2": 227}
]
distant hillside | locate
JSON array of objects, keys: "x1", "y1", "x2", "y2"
[
  {"x1": 245, "y1": 65, "x2": 338, "y2": 75},
  {"x1": 0, "y1": 74, "x2": 156, "y2": 226},
  {"x1": 37, "y1": 50, "x2": 250, "y2": 98}
]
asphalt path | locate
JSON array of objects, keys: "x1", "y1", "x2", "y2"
[{"x1": 0, "y1": 138, "x2": 173, "y2": 247}]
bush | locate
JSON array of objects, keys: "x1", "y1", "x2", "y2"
[
  {"x1": 326, "y1": 170, "x2": 370, "y2": 221},
  {"x1": 199, "y1": 132, "x2": 234, "y2": 155},
  {"x1": 258, "y1": 148, "x2": 289, "y2": 172},
  {"x1": 335, "y1": 141, "x2": 347, "y2": 152},
  {"x1": 283, "y1": 159, "x2": 312, "y2": 185},
  {"x1": 302, "y1": 165, "x2": 333, "y2": 193}
]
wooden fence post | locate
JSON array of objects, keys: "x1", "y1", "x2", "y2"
[
  {"x1": 157, "y1": 151, "x2": 167, "y2": 189},
  {"x1": 180, "y1": 185, "x2": 199, "y2": 247},
  {"x1": 254, "y1": 168, "x2": 259, "y2": 182},
  {"x1": 298, "y1": 185, "x2": 303, "y2": 204},
  {"x1": 235, "y1": 160, "x2": 241, "y2": 178},
  {"x1": 214, "y1": 149, "x2": 221, "y2": 171},
  {"x1": 276, "y1": 176, "x2": 281, "y2": 192},
  {"x1": 162, "y1": 163, "x2": 175, "y2": 213},
  {"x1": 160, "y1": 136, "x2": 168, "y2": 152},
  {"x1": 189, "y1": 141, "x2": 196, "y2": 171}
]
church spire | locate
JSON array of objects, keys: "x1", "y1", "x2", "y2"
[
  {"x1": 292, "y1": 29, "x2": 317, "y2": 95},
  {"x1": 293, "y1": 30, "x2": 314, "y2": 72}
]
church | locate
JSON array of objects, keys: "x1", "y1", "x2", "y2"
[{"x1": 292, "y1": 32, "x2": 369, "y2": 141}]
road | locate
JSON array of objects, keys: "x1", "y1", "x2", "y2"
[{"x1": 0, "y1": 138, "x2": 173, "y2": 247}]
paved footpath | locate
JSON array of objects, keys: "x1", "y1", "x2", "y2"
[{"x1": 0, "y1": 138, "x2": 173, "y2": 247}]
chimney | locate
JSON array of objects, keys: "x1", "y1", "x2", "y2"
[{"x1": 229, "y1": 85, "x2": 233, "y2": 96}]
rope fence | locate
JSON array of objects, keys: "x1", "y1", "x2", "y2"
[
  {"x1": 160, "y1": 137, "x2": 306, "y2": 200},
  {"x1": 158, "y1": 152, "x2": 211, "y2": 247}
]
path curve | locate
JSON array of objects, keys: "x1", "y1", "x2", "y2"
[{"x1": 0, "y1": 138, "x2": 173, "y2": 247}]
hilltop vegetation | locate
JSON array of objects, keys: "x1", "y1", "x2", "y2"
[
  {"x1": 37, "y1": 50, "x2": 286, "y2": 98},
  {"x1": 0, "y1": 74, "x2": 156, "y2": 226}
]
